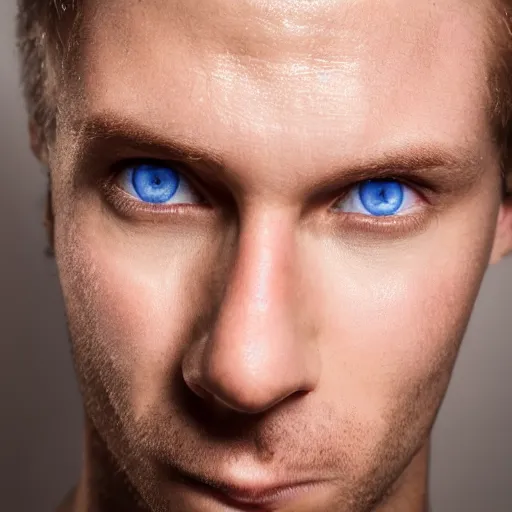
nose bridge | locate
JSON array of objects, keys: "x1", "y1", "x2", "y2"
[
  {"x1": 228, "y1": 212, "x2": 291, "y2": 333},
  {"x1": 183, "y1": 208, "x2": 319, "y2": 414}
]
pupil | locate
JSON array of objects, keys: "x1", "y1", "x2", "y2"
[
  {"x1": 358, "y1": 180, "x2": 404, "y2": 216},
  {"x1": 131, "y1": 165, "x2": 180, "y2": 204}
]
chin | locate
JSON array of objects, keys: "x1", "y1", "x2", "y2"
[{"x1": 93, "y1": 413, "x2": 426, "y2": 512}]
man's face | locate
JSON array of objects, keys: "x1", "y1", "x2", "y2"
[{"x1": 51, "y1": 0, "x2": 505, "y2": 510}]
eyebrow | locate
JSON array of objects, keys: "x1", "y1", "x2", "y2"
[
  {"x1": 70, "y1": 112, "x2": 486, "y2": 192},
  {"x1": 72, "y1": 112, "x2": 226, "y2": 170},
  {"x1": 330, "y1": 143, "x2": 484, "y2": 189}
]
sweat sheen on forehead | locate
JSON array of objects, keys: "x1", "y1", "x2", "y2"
[{"x1": 58, "y1": 0, "x2": 495, "y2": 189}]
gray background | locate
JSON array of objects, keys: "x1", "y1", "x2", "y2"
[{"x1": 0, "y1": 1, "x2": 510, "y2": 511}]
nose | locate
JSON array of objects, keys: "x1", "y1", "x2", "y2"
[{"x1": 182, "y1": 211, "x2": 320, "y2": 414}]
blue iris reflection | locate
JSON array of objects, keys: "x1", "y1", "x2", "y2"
[
  {"x1": 131, "y1": 165, "x2": 180, "y2": 203},
  {"x1": 358, "y1": 180, "x2": 404, "y2": 216}
]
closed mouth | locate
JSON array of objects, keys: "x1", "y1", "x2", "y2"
[{"x1": 177, "y1": 469, "x2": 329, "y2": 510}]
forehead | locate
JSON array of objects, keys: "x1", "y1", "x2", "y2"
[{"x1": 65, "y1": 0, "x2": 492, "y2": 171}]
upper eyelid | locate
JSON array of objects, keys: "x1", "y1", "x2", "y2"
[
  {"x1": 334, "y1": 179, "x2": 419, "y2": 207},
  {"x1": 114, "y1": 159, "x2": 221, "y2": 206},
  {"x1": 114, "y1": 158, "x2": 185, "y2": 173},
  {"x1": 116, "y1": 160, "x2": 191, "y2": 188},
  {"x1": 113, "y1": 157, "x2": 229, "y2": 194},
  {"x1": 116, "y1": 159, "x2": 427, "y2": 205}
]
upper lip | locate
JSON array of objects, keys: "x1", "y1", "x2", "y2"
[{"x1": 177, "y1": 468, "x2": 328, "y2": 507}]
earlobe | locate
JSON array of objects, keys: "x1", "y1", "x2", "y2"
[{"x1": 490, "y1": 198, "x2": 512, "y2": 264}]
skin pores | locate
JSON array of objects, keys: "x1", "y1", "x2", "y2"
[{"x1": 50, "y1": 0, "x2": 503, "y2": 510}]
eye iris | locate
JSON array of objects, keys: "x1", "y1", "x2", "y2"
[
  {"x1": 131, "y1": 165, "x2": 180, "y2": 203},
  {"x1": 358, "y1": 180, "x2": 404, "y2": 216}
]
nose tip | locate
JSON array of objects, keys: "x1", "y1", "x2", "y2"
[{"x1": 181, "y1": 214, "x2": 320, "y2": 416}]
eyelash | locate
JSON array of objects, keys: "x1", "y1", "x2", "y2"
[
  {"x1": 101, "y1": 159, "x2": 432, "y2": 233},
  {"x1": 328, "y1": 178, "x2": 430, "y2": 234},
  {"x1": 330, "y1": 204, "x2": 429, "y2": 237},
  {"x1": 101, "y1": 160, "x2": 212, "y2": 216}
]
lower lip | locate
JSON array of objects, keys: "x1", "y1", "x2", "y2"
[{"x1": 181, "y1": 476, "x2": 328, "y2": 510}]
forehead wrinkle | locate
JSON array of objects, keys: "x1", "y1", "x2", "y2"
[
  {"x1": 81, "y1": 0, "x2": 361, "y2": 67},
  {"x1": 174, "y1": 0, "x2": 355, "y2": 41},
  {"x1": 79, "y1": 0, "x2": 488, "y2": 61},
  {"x1": 79, "y1": 0, "x2": 488, "y2": 93}
]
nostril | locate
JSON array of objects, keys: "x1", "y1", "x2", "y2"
[
  {"x1": 188, "y1": 382, "x2": 232, "y2": 411},
  {"x1": 187, "y1": 380, "x2": 241, "y2": 414},
  {"x1": 189, "y1": 382, "x2": 210, "y2": 401}
]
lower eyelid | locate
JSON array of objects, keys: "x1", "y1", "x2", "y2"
[
  {"x1": 329, "y1": 208, "x2": 431, "y2": 238},
  {"x1": 103, "y1": 181, "x2": 211, "y2": 220}
]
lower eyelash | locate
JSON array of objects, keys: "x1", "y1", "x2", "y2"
[
  {"x1": 331, "y1": 209, "x2": 431, "y2": 238},
  {"x1": 101, "y1": 170, "x2": 431, "y2": 236},
  {"x1": 101, "y1": 178, "x2": 210, "y2": 219}
]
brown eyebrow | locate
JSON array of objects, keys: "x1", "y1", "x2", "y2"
[
  {"x1": 331, "y1": 144, "x2": 483, "y2": 187},
  {"x1": 69, "y1": 111, "x2": 486, "y2": 194},
  {"x1": 295, "y1": 141, "x2": 486, "y2": 200},
  {"x1": 71, "y1": 112, "x2": 226, "y2": 170}
]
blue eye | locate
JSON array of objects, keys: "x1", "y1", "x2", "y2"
[
  {"x1": 118, "y1": 163, "x2": 201, "y2": 205},
  {"x1": 359, "y1": 180, "x2": 403, "y2": 216},
  {"x1": 335, "y1": 179, "x2": 416, "y2": 216}
]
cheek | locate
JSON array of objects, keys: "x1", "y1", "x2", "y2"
[
  {"x1": 311, "y1": 217, "x2": 494, "y2": 430},
  {"x1": 54, "y1": 204, "x2": 228, "y2": 418}
]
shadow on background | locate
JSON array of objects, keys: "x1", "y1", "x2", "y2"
[{"x1": 0, "y1": 1, "x2": 509, "y2": 511}]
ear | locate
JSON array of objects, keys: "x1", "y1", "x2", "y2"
[
  {"x1": 29, "y1": 120, "x2": 55, "y2": 255},
  {"x1": 29, "y1": 119, "x2": 49, "y2": 164},
  {"x1": 490, "y1": 197, "x2": 512, "y2": 264}
]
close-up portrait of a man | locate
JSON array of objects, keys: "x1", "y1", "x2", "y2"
[{"x1": 10, "y1": 0, "x2": 512, "y2": 511}]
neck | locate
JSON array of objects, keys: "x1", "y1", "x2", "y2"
[{"x1": 60, "y1": 424, "x2": 430, "y2": 512}]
